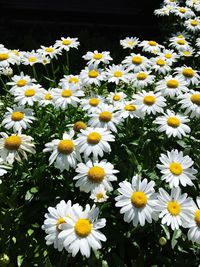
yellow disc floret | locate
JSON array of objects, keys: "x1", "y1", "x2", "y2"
[
  {"x1": 137, "y1": 72, "x2": 147, "y2": 80},
  {"x1": 17, "y1": 79, "x2": 27, "y2": 87},
  {"x1": 194, "y1": 210, "x2": 200, "y2": 227},
  {"x1": 93, "y1": 53, "x2": 103, "y2": 60},
  {"x1": 113, "y1": 94, "x2": 121, "y2": 101},
  {"x1": 182, "y1": 68, "x2": 194, "y2": 78},
  {"x1": 148, "y1": 40, "x2": 157, "y2": 46},
  {"x1": 0, "y1": 53, "x2": 9, "y2": 61},
  {"x1": 190, "y1": 94, "x2": 200, "y2": 105},
  {"x1": 167, "y1": 117, "x2": 180, "y2": 128},
  {"x1": 88, "y1": 166, "x2": 105, "y2": 183},
  {"x1": 169, "y1": 162, "x2": 183, "y2": 175},
  {"x1": 143, "y1": 95, "x2": 156, "y2": 106},
  {"x1": 167, "y1": 79, "x2": 179, "y2": 88},
  {"x1": 99, "y1": 111, "x2": 112, "y2": 122},
  {"x1": 164, "y1": 53, "x2": 172, "y2": 59},
  {"x1": 131, "y1": 191, "x2": 147, "y2": 208},
  {"x1": 114, "y1": 71, "x2": 123, "y2": 77},
  {"x1": 124, "y1": 104, "x2": 136, "y2": 111},
  {"x1": 45, "y1": 47, "x2": 54, "y2": 53},
  {"x1": 68, "y1": 77, "x2": 79, "y2": 83},
  {"x1": 4, "y1": 136, "x2": 22, "y2": 150},
  {"x1": 167, "y1": 201, "x2": 181, "y2": 216},
  {"x1": 61, "y1": 89, "x2": 72, "y2": 98},
  {"x1": 25, "y1": 89, "x2": 36, "y2": 97},
  {"x1": 177, "y1": 39, "x2": 186, "y2": 45},
  {"x1": 28, "y1": 57, "x2": 37, "y2": 63},
  {"x1": 73, "y1": 121, "x2": 87, "y2": 132},
  {"x1": 87, "y1": 132, "x2": 101, "y2": 144},
  {"x1": 96, "y1": 193, "x2": 104, "y2": 200},
  {"x1": 156, "y1": 59, "x2": 165, "y2": 66},
  {"x1": 132, "y1": 56, "x2": 142, "y2": 64},
  {"x1": 75, "y1": 219, "x2": 92, "y2": 237},
  {"x1": 89, "y1": 98, "x2": 100, "y2": 106},
  {"x1": 62, "y1": 39, "x2": 72, "y2": 45},
  {"x1": 11, "y1": 111, "x2": 24, "y2": 121},
  {"x1": 57, "y1": 140, "x2": 74, "y2": 154},
  {"x1": 88, "y1": 70, "x2": 99, "y2": 78},
  {"x1": 44, "y1": 93, "x2": 53, "y2": 100}
]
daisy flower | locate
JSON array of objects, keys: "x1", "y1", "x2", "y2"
[
  {"x1": 37, "y1": 45, "x2": 61, "y2": 59},
  {"x1": 55, "y1": 37, "x2": 80, "y2": 51},
  {"x1": 131, "y1": 71, "x2": 155, "y2": 88},
  {"x1": 154, "y1": 5, "x2": 174, "y2": 16},
  {"x1": 2, "y1": 106, "x2": 35, "y2": 132},
  {"x1": 0, "y1": 132, "x2": 35, "y2": 164},
  {"x1": 169, "y1": 37, "x2": 191, "y2": 52},
  {"x1": 76, "y1": 127, "x2": 115, "y2": 160},
  {"x1": 52, "y1": 84, "x2": 84, "y2": 109},
  {"x1": 184, "y1": 18, "x2": 200, "y2": 32},
  {"x1": 39, "y1": 89, "x2": 54, "y2": 106},
  {"x1": 106, "y1": 92, "x2": 127, "y2": 106},
  {"x1": 115, "y1": 175, "x2": 158, "y2": 226},
  {"x1": 73, "y1": 159, "x2": 118, "y2": 193},
  {"x1": 155, "y1": 75, "x2": 188, "y2": 98},
  {"x1": 164, "y1": 0, "x2": 178, "y2": 5},
  {"x1": 179, "y1": 47, "x2": 194, "y2": 57},
  {"x1": 80, "y1": 95, "x2": 104, "y2": 114},
  {"x1": 157, "y1": 149, "x2": 197, "y2": 188},
  {"x1": 80, "y1": 65, "x2": 105, "y2": 87},
  {"x1": 186, "y1": 197, "x2": 200, "y2": 244},
  {"x1": 88, "y1": 104, "x2": 121, "y2": 132},
  {"x1": 138, "y1": 40, "x2": 164, "y2": 54},
  {"x1": 105, "y1": 64, "x2": 130, "y2": 85},
  {"x1": 58, "y1": 204, "x2": 106, "y2": 258},
  {"x1": 172, "y1": 6, "x2": 195, "y2": 19},
  {"x1": 0, "y1": 67, "x2": 13, "y2": 77},
  {"x1": 122, "y1": 53, "x2": 151, "y2": 73},
  {"x1": 59, "y1": 74, "x2": 82, "y2": 87},
  {"x1": 42, "y1": 200, "x2": 75, "y2": 251},
  {"x1": 90, "y1": 185, "x2": 109, "y2": 203},
  {"x1": 119, "y1": 102, "x2": 143, "y2": 119},
  {"x1": 178, "y1": 90, "x2": 200, "y2": 118},
  {"x1": 174, "y1": 66, "x2": 200, "y2": 86},
  {"x1": 158, "y1": 49, "x2": 179, "y2": 65},
  {"x1": 43, "y1": 130, "x2": 81, "y2": 171},
  {"x1": 7, "y1": 72, "x2": 35, "y2": 93},
  {"x1": 120, "y1": 37, "x2": 140, "y2": 49},
  {"x1": 133, "y1": 91, "x2": 166, "y2": 115},
  {"x1": 154, "y1": 110, "x2": 191, "y2": 138},
  {"x1": 0, "y1": 48, "x2": 16, "y2": 68},
  {"x1": 22, "y1": 50, "x2": 42, "y2": 66},
  {"x1": 150, "y1": 57, "x2": 171, "y2": 75},
  {"x1": 73, "y1": 121, "x2": 87, "y2": 133},
  {"x1": 155, "y1": 187, "x2": 193, "y2": 230},
  {"x1": 82, "y1": 50, "x2": 112, "y2": 67}
]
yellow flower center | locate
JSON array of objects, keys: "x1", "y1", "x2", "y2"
[
  {"x1": 17, "y1": 79, "x2": 27, "y2": 87},
  {"x1": 28, "y1": 57, "x2": 37, "y2": 63},
  {"x1": 177, "y1": 39, "x2": 186, "y2": 45},
  {"x1": 87, "y1": 132, "x2": 102, "y2": 144},
  {"x1": 99, "y1": 111, "x2": 112, "y2": 122},
  {"x1": 89, "y1": 98, "x2": 100, "y2": 106},
  {"x1": 113, "y1": 94, "x2": 121, "y2": 101},
  {"x1": 131, "y1": 191, "x2": 147, "y2": 208},
  {"x1": 136, "y1": 72, "x2": 147, "y2": 80},
  {"x1": 143, "y1": 95, "x2": 156, "y2": 106},
  {"x1": 179, "y1": 7, "x2": 186, "y2": 13},
  {"x1": 182, "y1": 51, "x2": 191, "y2": 56},
  {"x1": 194, "y1": 210, "x2": 200, "y2": 227},
  {"x1": 167, "y1": 79, "x2": 179, "y2": 88},
  {"x1": 177, "y1": 35, "x2": 184, "y2": 38},
  {"x1": 190, "y1": 94, "x2": 200, "y2": 105},
  {"x1": 88, "y1": 166, "x2": 105, "y2": 183},
  {"x1": 61, "y1": 89, "x2": 72, "y2": 98},
  {"x1": 169, "y1": 162, "x2": 183, "y2": 175},
  {"x1": 148, "y1": 40, "x2": 157, "y2": 46},
  {"x1": 93, "y1": 53, "x2": 103, "y2": 60},
  {"x1": 156, "y1": 59, "x2": 165, "y2": 66},
  {"x1": 191, "y1": 20, "x2": 198, "y2": 26},
  {"x1": 164, "y1": 53, "x2": 172, "y2": 59},
  {"x1": 57, "y1": 140, "x2": 74, "y2": 154},
  {"x1": 167, "y1": 117, "x2": 180, "y2": 128},
  {"x1": 75, "y1": 219, "x2": 92, "y2": 237},
  {"x1": 44, "y1": 93, "x2": 53, "y2": 100},
  {"x1": 0, "y1": 53, "x2": 9, "y2": 61},
  {"x1": 182, "y1": 68, "x2": 194, "y2": 78},
  {"x1": 88, "y1": 70, "x2": 99, "y2": 78},
  {"x1": 128, "y1": 41, "x2": 134, "y2": 46},
  {"x1": 68, "y1": 77, "x2": 79, "y2": 83},
  {"x1": 11, "y1": 111, "x2": 24, "y2": 121},
  {"x1": 96, "y1": 193, "x2": 104, "y2": 200},
  {"x1": 73, "y1": 121, "x2": 87, "y2": 132},
  {"x1": 132, "y1": 56, "x2": 142, "y2": 64},
  {"x1": 45, "y1": 47, "x2": 54, "y2": 53},
  {"x1": 124, "y1": 104, "x2": 136, "y2": 111},
  {"x1": 57, "y1": 217, "x2": 66, "y2": 226},
  {"x1": 167, "y1": 201, "x2": 181, "y2": 216},
  {"x1": 25, "y1": 89, "x2": 36, "y2": 97},
  {"x1": 62, "y1": 39, "x2": 72, "y2": 45},
  {"x1": 114, "y1": 71, "x2": 123, "y2": 77},
  {"x1": 4, "y1": 136, "x2": 22, "y2": 150}
]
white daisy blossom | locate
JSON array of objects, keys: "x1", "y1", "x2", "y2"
[
  {"x1": 169, "y1": 36, "x2": 191, "y2": 52},
  {"x1": 59, "y1": 75, "x2": 82, "y2": 87},
  {"x1": 115, "y1": 175, "x2": 158, "y2": 227},
  {"x1": 90, "y1": 185, "x2": 109, "y2": 203},
  {"x1": 186, "y1": 197, "x2": 200, "y2": 244},
  {"x1": 0, "y1": 67, "x2": 13, "y2": 77},
  {"x1": 37, "y1": 45, "x2": 61, "y2": 59},
  {"x1": 138, "y1": 40, "x2": 164, "y2": 54},
  {"x1": 82, "y1": 50, "x2": 112, "y2": 67},
  {"x1": 155, "y1": 187, "x2": 193, "y2": 230},
  {"x1": 154, "y1": 5, "x2": 174, "y2": 17},
  {"x1": 87, "y1": 104, "x2": 121, "y2": 132},
  {"x1": 21, "y1": 50, "x2": 43, "y2": 66},
  {"x1": 158, "y1": 49, "x2": 179, "y2": 65},
  {"x1": 155, "y1": 75, "x2": 188, "y2": 97},
  {"x1": 120, "y1": 37, "x2": 140, "y2": 49},
  {"x1": 7, "y1": 72, "x2": 35, "y2": 93},
  {"x1": 80, "y1": 96, "x2": 104, "y2": 114},
  {"x1": 73, "y1": 159, "x2": 118, "y2": 193},
  {"x1": 122, "y1": 53, "x2": 151, "y2": 73},
  {"x1": 172, "y1": 6, "x2": 195, "y2": 19},
  {"x1": 133, "y1": 91, "x2": 166, "y2": 115},
  {"x1": 130, "y1": 71, "x2": 155, "y2": 88},
  {"x1": 178, "y1": 90, "x2": 200, "y2": 118},
  {"x1": 0, "y1": 48, "x2": 17, "y2": 68},
  {"x1": 106, "y1": 92, "x2": 127, "y2": 106},
  {"x1": 52, "y1": 84, "x2": 84, "y2": 109},
  {"x1": 39, "y1": 89, "x2": 54, "y2": 106},
  {"x1": 184, "y1": 18, "x2": 200, "y2": 32},
  {"x1": 179, "y1": 47, "x2": 194, "y2": 57},
  {"x1": 58, "y1": 204, "x2": 106, "y2": 258},
  {"x1": 105, "y1": 64, "x2": 130, "y2": 85},
  {"x1": 119, "y1": 102, "x2": 143, "y2": 119},
  {"x1": 174, "y1": 66, "x2": 200, "y2": 86},
  {"x1": 43, "y1": 130, "x2": 81, "y2": 171},
  {"x1": 0, "y1": 132, "x2": 35, "y2": 164},
  {"x1": 2, "y1": 106, "x2": 36, "y2": 132},
  {"x1": 80, "y1": 65, "x2": 106, "y2": 86},
  {"x1": 55, "y1": 37, "x2": 80, "y2": 51},
  {"x1": 157, "y1": 149, "x2": 197, "y2": 188},
  {"x1": 154, "y1": 110, "x2": 191, "y2": 138},
  {"x1": 42, "y1": 200, "x2": 75, "y2": 251},
  {"x1": 164, "y1": 0, "x2": 178, "y2": 6},
  {"x1": 150, "y1": 57, "x2": 171, "y2": 75},
  {"x1": 76, "y1": 127, "x2": 115, "y2": 160}
]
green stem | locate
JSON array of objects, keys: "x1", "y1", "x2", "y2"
[
  {"x1": 32, "y1": 65, "x2": 39, "y2": 82},
  {"x1": 51, "y1": 60, "x2": 56, "y2": 85},
  {"x1": 65, "y1": 50, "x2": 69, "y2": 74}
]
